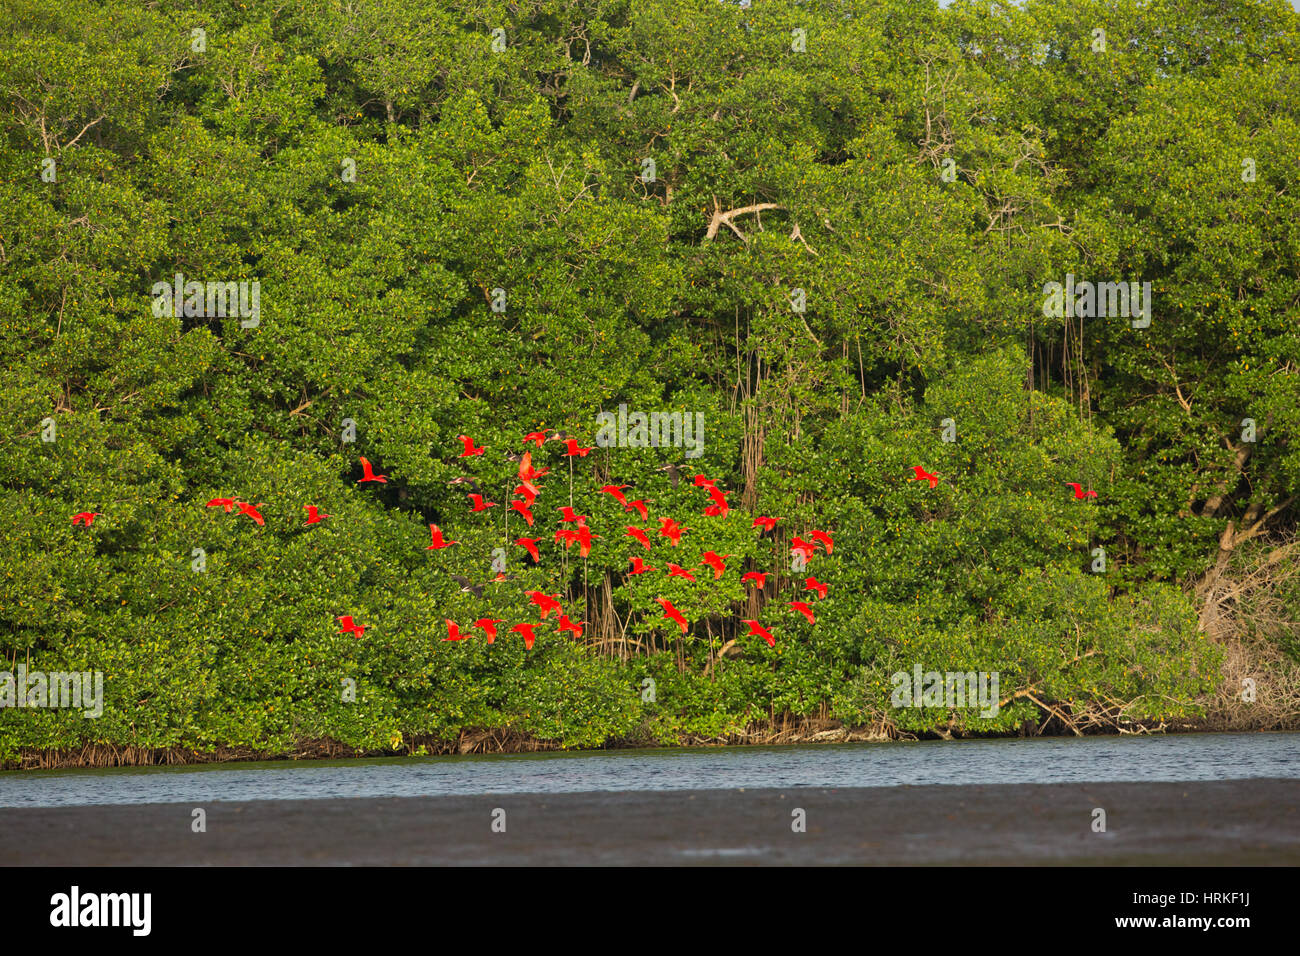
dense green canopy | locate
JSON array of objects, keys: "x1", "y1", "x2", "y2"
[{"x1": 1, "y1": 0, "x2": 1296, "y2": 764}]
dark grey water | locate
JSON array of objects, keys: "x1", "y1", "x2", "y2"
[{"x1": 1, "y1": 732, "x2": 1296, "y2": 808}]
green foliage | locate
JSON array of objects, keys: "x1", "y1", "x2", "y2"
[{"x1": 2, "y1": 0, "x2": 1293, "y2": 763}]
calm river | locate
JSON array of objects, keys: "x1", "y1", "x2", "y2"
[{"x1": 1, "y1": 731, "x2": 1297, "y2": 808}]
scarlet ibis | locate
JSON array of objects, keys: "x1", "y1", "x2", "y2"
[
  {"x1": 513, "y1": 481, "x2": 539, "y2": 506},
  {"x1": 206, "y1": 499, "x2": 236, "y2": 512},
  {"x1": 574, "y1": 525, "x2": 600, "y2": 558},
  {"x1": 804, "y1": 576, "x2": 828, "y2": 600},
  {"x1": 358, "y1": 457, "x2": 387, "y2": 483},
  {"x1": 667, "y1": 563, "x2": 697, "y2": 582},
  {"x1": 457, "y1": 434, "x2": 485, "y2": 457},
  {"x1": 624, "y1": 526, "x2": 653, "y2": 550},
  {"x1": 693, "y1": 474, "x2": 716, "y2": 489},
  {"x1": 657, "y1": 598, "x2": 688, "y2": 634},
  {"x1": 473, "y1": 618, "x2": 504, "y2": 643},
  {"x1": 703, "y1": 504, "x2": 724, "y2": 517},
  {"x1": 514, "y1": 537, "x2": 541, "y2": 563},
  {"x1": 304, "y1": 505, "x2": 332, "y2": 525},
  {"x1": 236, "y1": 502, "x2": 267, "y2": 526},
  {"x1": 810, "y1": 529, "x2": 833, "y2": 554},
  {"x1": 519, "y1": 451, "x2": 541, "y2": 480},
  {"x1": 625, "y1": 499, "x2": 649, "y2": 521},
  {"x1": 557, "y1": 506, "x2": 590, "y2": 524},
  {"x1": 511, "y1": 622, "x2": 540, "y2": 649},
  {"x1": 526, "y1": 591, "x2": 563, "y2": 619},
  {"x1": 741, "y1": 571, "x2": 768, "y2": 588},
  {"x1": 426, "y1": 524, "x2": 459, "y2": 549},
  {"x1": 789, "y1": 601, "x2": 816, "y2": 623},
  {"x1": 705, "y1": 486, "x2": 729, "y2": 516},
  {"x1": 752, "y1": 515, "x2": 781, "y2": 533},
  {"x1": 700, "y1": 551, "x2": 730, "y2": 579},
  {"x1": 658, "y1": 517, "x2": 688, "y2": 547},
  {"x1": 562, "y1": 439, "x2": 592, "y2": 457},
  {"x1": 555, "y1": 527, "x2": 578, "y2": 548},
  {"x1": 629, "y1": 556, "x2": 657, "y2": 575},
  {"x1": 547, "y1": 430, "x2": 572, "y2": 444},
  {"x1": 557, "y1": 615, "x2": 585, "y2": 637},
  {"x1": 468, "y1": 494, "x2": 497, "y2": 511},
  {"x1": 911, "y1": 466, "x2": 939, "y2": 489},
  {"x1": 444, "y1": 619, "x2": 470, "y2": 641},
  {"x1": 1066, "y1": 483, "x2": 1098, "y2": 499},
  {"x1": 510, "y1": 500, "x2": 535, "y2": 526},
  {"x1": 337, "y1": 615, "x2": 366, "y2": 638},
  {"x1": 70, "y1": 512, "x2": 102, "y2": 527},
  {"x1": 600, "y1": 484, "x2": 631, "y2": 506},
  {"x1": 451, "y1": 575, "x2": 483, "y2": 598},
  {"x1": 523, "y1": 431, "x2": 548, "y2": 447},
  {"x1": 790, "y1": 537, "x2": 817, "y2": 561},
  {"x1": 743, "y1": 619, "x2": 775, "y2": 648}
]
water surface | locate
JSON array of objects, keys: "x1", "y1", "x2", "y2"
[{"x1": 1, "y1": 732, "x2": 1296, "y2": 808}]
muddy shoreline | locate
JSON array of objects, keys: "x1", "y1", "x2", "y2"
[
  {"x1": 10, "y1": 712, "x2": 1298, "y2": 771},
  {"x1": 2, "y1": 779, "x2": 1297, "y2": 865}
]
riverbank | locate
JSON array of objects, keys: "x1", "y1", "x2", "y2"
[{"x1": 3, "y1": 779, "x2": 1296, "y2": 865}]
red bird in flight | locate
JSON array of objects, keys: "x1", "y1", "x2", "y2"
[
  {"x1": 789, "y1": 601, "x2": 816, "y2": 623},
  {"x1": 790, "y1": 537, "x2": 817, "y2": 561},
  {"x1": 624, "y1": 499, "x2": 649, "y2": 522},
  {"x1": 743, "y1": 619, "x2": 775, "y2": 648},
  {"x1": 741, "y1": 571, "x2": 768, "y2": 588},
  {"x1": 700, "y1": 551, "x2": 731, "y2": 579},
  {"x1": 511, "y1": 622, "x2": 540, "y2": 650},
  {"x1": 804, "y1": 576, "x2": 829, "y2": 600},
  {"x1": 574, "y1": 525, "x2": 600, "y2": 558},
  {"x1": 304, "y1": 505, "x2": 332, "y2": 525},
  {"x1": 667, "y1": 563, "x2": 697, "y2": 582},
  {"x1": 557, "y1": 615, "x2": 586, "y2": 637},
  {"x1": 513, "y1": 481, "x2": 539, "y2": 506},
  {"x1": 236, "y1": 502, "x2": 267, "y2": 526},
  {"x1": 693, "y1": 474, "x2": 716, "y2": 489},
  {"x1": 426, "y1": 524, "x2": 459, "y2": 549},
  {"x1": 657, "y1": 598, "x2": 688, "y2": 634},
  {"x1": 810, "y1": 529, "x2": 833, "y2": 554},
  {"x1": 514, "y1": 537, "x2": 541, "y2": 563},
  {"x1": 457, "y1": 434, "x2": 485, "y2": 457},
  {"x1": 562, "y1": 439, "x2": 593, "y2": 457},
  {"x1": 752, "y1": 515, "x2": 781, "y2": 533},
  {"x1": 206, "y1": 498, "x2": 236, "y2": 512},
  {"x1": 705, "y1": 486, "x2": 729, "y2": 516},
  {"x1": 510, "y1": 500, "x2": 535, "y2": 526},
  {"x1": 337, "y1": 615, "x2": 366, "y2": 638},
  {"x1": 358, "y1": 457, "x2": 387, "y2": 483},
  {"x1": 600, "y1": 484, "x2": 631, "y2": 506},
  {"x1": 523, "y1": 430, "x2": 548, "y2": 447},
  {"x1": 473, "y1": 618, "x2": 505, "y2": 643},
  {"x1": 658, "y1": 517, "x2": 688, "y2": 547},
  {"x1": 71, "y1": 512, "x2": 102, "y2": 527},
  {"x1": 629, "y1": 556, "x2": 657, "y2": 575},
  {"x1": 526, "y1": 591, "x2": 563, "y2": 619},
  {"x1": 1066, "y1": 483, "x2": 1098, "y2": 499},
  {"x1": 557, "y1": 506, "x2": 590, "y2": 524},
  {"x1": 625, "y1": 526, "x2": 652, "y2": 551},
  {"x1": 911, "y1": 466, "x2": 939, "y2": 489},
  {"x1": 467, "y1": 494, "x2": 497, "y2": 511},
  {"x1": 444, "y1": 619, "x2": 469, "y2": 642}
]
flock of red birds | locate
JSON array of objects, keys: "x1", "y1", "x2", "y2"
[{"x1": 67, "y1": 436, "x2": 1099, "y2": 652}]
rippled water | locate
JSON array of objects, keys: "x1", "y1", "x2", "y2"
[{"x1": 1, "y1": 732, "x2": 1296, "y2": 808}]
